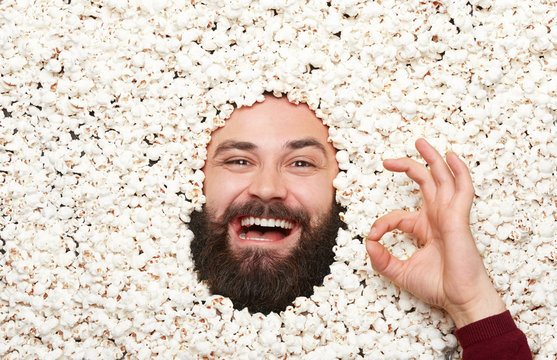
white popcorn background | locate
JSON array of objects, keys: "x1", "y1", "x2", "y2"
[{"x1": 0, "y1": 0, "x2": 555, "y2": 358}]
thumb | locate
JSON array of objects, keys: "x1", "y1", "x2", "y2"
[
  {"x1": 366, "y1": 236, "x2": 405, "y2": 284},
  {"x1": 365, "y1": 210, "x2": 417, "y2": 285}
]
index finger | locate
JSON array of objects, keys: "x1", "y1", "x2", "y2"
[{"x1": 383, "y1": 157, "x2": 436, "y2": 202}]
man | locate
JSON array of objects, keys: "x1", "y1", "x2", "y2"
[
  {"x1": 190, "y1": 94, "x2": 531, "y2": 359},
  {"x1": 190, "y1": 94, "x2": 343, "y2": 314}
]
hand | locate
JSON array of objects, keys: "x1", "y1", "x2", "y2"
[{"x1": 366, "y1": 139, "x2": 506, "y2": 327}]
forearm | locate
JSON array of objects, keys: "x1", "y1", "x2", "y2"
[
  {"x1": 445, "y1": 285, "x2": 506, "y2": 328},
  {"x1": 455, "y1": 310, "x2": 532, "y2": 360}
]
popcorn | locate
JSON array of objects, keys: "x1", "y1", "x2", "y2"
[{"x1": 0, "y1": 0, "x2": 554, "y2": 358}]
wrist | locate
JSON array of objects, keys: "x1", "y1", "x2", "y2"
[{"x1": 446, "y1": 290, "x2": 507, "y2": 328}]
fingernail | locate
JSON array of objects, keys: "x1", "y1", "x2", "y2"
[{"x1": 368, "y1": 227, "x2": 377, "y2": 239}]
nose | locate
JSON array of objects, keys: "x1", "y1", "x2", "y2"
[{"x1": 247, "y1": 165, "x2": 287, "y2": 202}]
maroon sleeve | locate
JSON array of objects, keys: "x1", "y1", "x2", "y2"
[{"x1": 455, "y1": 310, "x2": 532, "y2": 360}]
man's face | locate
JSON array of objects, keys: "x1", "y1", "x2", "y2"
[
  {"x1": 190, "y1": 95, "x2": 341, "y2": 314},
  {"x1": 203, "y1": 95, "x2": 339, "y2": 256}
]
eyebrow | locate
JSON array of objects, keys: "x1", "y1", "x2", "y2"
[
  {"x1": 213, "y1": 137, "x2": 328, "y2": 157},
  {"x1": 214, "y1": 140, "x2": 256, "y2": 156},
  {"x1": 284, "y1": 137, "x2": 327, "y2": 156}
]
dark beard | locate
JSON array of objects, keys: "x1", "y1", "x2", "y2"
[{"x1": 189, "y1": 199, "x2": 344, "y2": 315}]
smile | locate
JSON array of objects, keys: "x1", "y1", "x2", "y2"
[
  {"x1": 240, "y1": 216, "x2": 294, "y2": 230},
  {"x1": 230, "y1": 216, "x2": 299, "y2": 244}
]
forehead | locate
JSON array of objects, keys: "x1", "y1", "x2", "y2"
[{"x1": 208, "y1": 96, "x2": 332, "y2": 148}]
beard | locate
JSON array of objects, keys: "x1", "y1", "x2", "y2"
[{"x1": 189, "y1": 199, "x2": 344, "y2": 315}]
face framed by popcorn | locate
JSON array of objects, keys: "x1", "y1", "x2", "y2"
[{"x1": 190, "y1": 93, "x2": 344, "y2": 315}]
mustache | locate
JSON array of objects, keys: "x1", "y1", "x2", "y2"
[{"x1": 219, "y1": 200, "x2": 310, "y2": 229}]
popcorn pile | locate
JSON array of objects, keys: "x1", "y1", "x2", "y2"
[{"x1": 1, "y1": 0, "x2": 555, "y2": 358}]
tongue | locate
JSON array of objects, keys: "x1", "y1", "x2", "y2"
[{"x1": 245, "y1": 229, "x2": 285, "y2": 242}]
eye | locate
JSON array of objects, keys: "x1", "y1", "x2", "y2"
[
  {"x1": 226, "y1": 159, "x2": 251, "y2": 166},
  {"x1": 290, "y1": 160, "x2": 314, "y2": 168}
]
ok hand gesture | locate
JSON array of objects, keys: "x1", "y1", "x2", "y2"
[{"x1": 366, "y1": 139, "x2": 506, "y2": 327}]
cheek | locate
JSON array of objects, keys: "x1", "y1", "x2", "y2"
[
  {"x1": 288, "y1": 176, "x2": 336, "y2": 216},
  {"x1": 204, "y1": 172, "x2": 249, "y2": 217}
]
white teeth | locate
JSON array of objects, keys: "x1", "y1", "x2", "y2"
[
  {"x1": 239, "y1": 231, "x2": 272, "y2": 241},
  {"x1": 248, "y1": 237, "x2": 272, "y2": 242},
  {"x1": 239, "y1": 217, "x2": 294, "y2": 230},
  {"x1": 241, "y1": 217, "x2": 255, "y2": 227}
]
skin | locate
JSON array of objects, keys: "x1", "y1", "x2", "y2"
[
  {"x1": 366, "y1": 138, "x2": 506, "y2": 327},
  {"x1": 203, "y1": 95, "x2": 339, "y2": 258}
]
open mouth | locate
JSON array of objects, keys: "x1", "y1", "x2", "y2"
[{"x1": 231, "y1": 216, "x2": 297, "y2": 243}]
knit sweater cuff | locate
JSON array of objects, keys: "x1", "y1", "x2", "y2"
[{"x1": 454, "y1": 310, "x2": 517, "y2": 348}]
